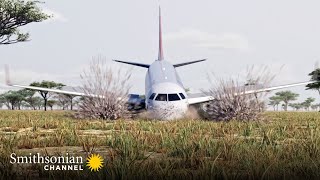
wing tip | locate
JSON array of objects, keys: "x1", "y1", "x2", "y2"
[{"x1": 4, "y1": 64, "x2": 12, "y2": 86}]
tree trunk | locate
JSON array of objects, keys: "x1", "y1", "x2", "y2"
[
  {"x1": 44, "y1": 99, "x2": 47, "y2": 111},
  {"x1": 41, "y1": 92, "x2": 48, "y2": 111},
  {"x1": 70, "y1": 98, "x2": 73, "y2": 110}
]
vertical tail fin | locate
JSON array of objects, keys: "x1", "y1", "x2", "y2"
[{"x1": 158, "y1": 6, "x2": 164, "y2": 61}]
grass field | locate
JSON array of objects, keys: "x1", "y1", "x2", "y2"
[{"x1": 0, "y1": 110, "x2": 320, "y2": 179}]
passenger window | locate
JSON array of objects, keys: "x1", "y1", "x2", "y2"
[
  {"x1": 155, "y1": 94, "x2": 167, "y2": 101},
  {"x1": 168, "y1": 94, "x2": 180, "y2": 101},
  {"x1": 149, "y1": 93, "x2": 156, "y2": 100},
  {"x1": 179, "y1": 93, "x2": 186, "y2": 99}
]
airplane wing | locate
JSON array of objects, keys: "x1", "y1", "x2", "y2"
[
  {"x1": 6, "y1": 83, "x2": 147, "y2": 110},
  {"x1": 187, "y1": 80, "x2": 317, "y2": 105},
  {"x1": 4, "y1": 66, "x2": 100, "y2": 97},
  {"x1": 4, "y1": 66, "x2": 146, "y2": 104},
  {"x1": 188, "y1": 95, "x2": 214, "y2": 105},
  {"x1": 7, "y1": 84, "x2": 94, "y2": 97}
]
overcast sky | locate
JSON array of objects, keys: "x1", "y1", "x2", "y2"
[{"x1": 1, "y1": 0, "x2": 319, "y2": 104}]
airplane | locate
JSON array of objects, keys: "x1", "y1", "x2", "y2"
[{"x1": 5, "y1": 7, "x2": 318, "y2": 120}]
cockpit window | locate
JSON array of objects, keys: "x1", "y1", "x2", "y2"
[
  {"x1": 155, "y1": 94, "x2": 167, "y2": 101},
  {"x1": 179, "y1": 93, "x2": 186, "y2": 99},
  {"x1": 168, "y1": 94, "x2": 181, "y2": 101},
  {"x1": 149, "y1": 93, "x2": 156, "y2": 100}
]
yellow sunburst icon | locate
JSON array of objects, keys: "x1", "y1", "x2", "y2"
[{"x1": 86, "y1": 154, "x2": 104, "y2": 172}]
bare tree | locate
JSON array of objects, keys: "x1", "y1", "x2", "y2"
[
  {"x1": 203, "y1": 65, "x2": 276, "y2": 121},
  {"x1": 75, "y1": 56, "x2": 132, "y2": 120},
  {"x1": 55, "y1": 94, "x2": 70, "y2": 110}
]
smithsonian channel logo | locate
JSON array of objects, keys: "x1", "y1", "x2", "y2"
[{"x1": 10, "y1": 153, "x2": 104, "y2": 172}]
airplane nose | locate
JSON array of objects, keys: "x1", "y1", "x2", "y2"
[{"x1": 149, "y1": 102, "x2": 187, "y2": 120}]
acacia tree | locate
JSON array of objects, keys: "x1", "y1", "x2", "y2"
[
  {"x1": 19, "y1": 92, "x2": 43, "y2": 110},
  {"x1": 16, "y1": 89, "x2": 35, "y2": 109},
  {"x1": 0, "y1": 93, "x2": 7, "y2": 109},
  {"x1": 306, "y1": 68, "x2": 320, "y2": 96},
  {"x1": 289, "y1": 103, "x2": 303, "y2": 111},
  {"x1": 269, "y1": 96, "x2": 282, "y2": 111},
  {"x1": 30, "y1": 81, "x2": 65, "y2": 111},
  {"x1": 47, "y1": 100, "x2": 56, "y2": 110},
  {"x1": 302, "y1": 97, "x2": 315, "y2": 111},
  {"x1": 0, "y1": 98, "x2": 3, "y2": 109},
  {"x1": 0, "y1": 90, "x2": 24, "y2": 110},
  {"x1": 27, "y1": 96, "x2": 43, "y2": 110},
  {"x1": 0, "y1": 0, "x2": 49, "y2": 45},
  {"x1": 311, "y1": 104, "x2": 320, "y2": 111},
  {"x1": 33, "y1": 96, "x2": 43, "y2": 110},
  {"x1": 65, "y1": 94, "x2": 76, "y2": 110},
  {"x1": 55, "y1": 94, "x2": 69, "y2": 110},
  {"x1": 275, "y1": 91, "x2": 299, "y2": 111}
]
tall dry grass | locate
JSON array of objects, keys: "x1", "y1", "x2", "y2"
[{"x1": 0, "y1": 111, "x2": 319, "y2": 179}]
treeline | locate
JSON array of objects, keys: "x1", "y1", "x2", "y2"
[
  {"x1": 269, "y1": 91, "x2": 320, "y2": 111},
  {"x1": 0, "y1": 81, "x2": 78, "y2": 111},
  {"x1": 267, "y1": 68, "x2": 320, "y2": 111}
]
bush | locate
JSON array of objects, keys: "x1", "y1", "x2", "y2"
[
  {"x1": 75, "y1": 56, "x2": 132, "y2": 120},
  {"x1": 203, "y1": 66, "x2": 276, "y2": 121}
]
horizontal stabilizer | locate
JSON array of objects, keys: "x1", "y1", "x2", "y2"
[
  {"x1": 173, "y1": 59, "x2": 206, "y2": 68},
  {"x1": 113, "y1": 60, "x2": 150, "y2": 68}
]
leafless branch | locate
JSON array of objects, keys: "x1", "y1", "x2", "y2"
[
  {"x1": 75, "y1": 56, "x2": 132, "y2": 120},
  {"x1": 203, "y1": 65, "x2": 276, "y2": 121}
]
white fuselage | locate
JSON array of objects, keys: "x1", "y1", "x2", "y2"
[{"x1": 145, "y1": 60, "x2": 188, "y2": 119}]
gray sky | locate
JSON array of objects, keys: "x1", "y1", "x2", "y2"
[{"x1": 1, "y1": 0, "x2": 319, "y2": 104}]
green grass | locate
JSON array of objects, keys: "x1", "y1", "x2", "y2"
[{"x1": 0, "y1": 110, "x2": 320, "y2": 179}]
